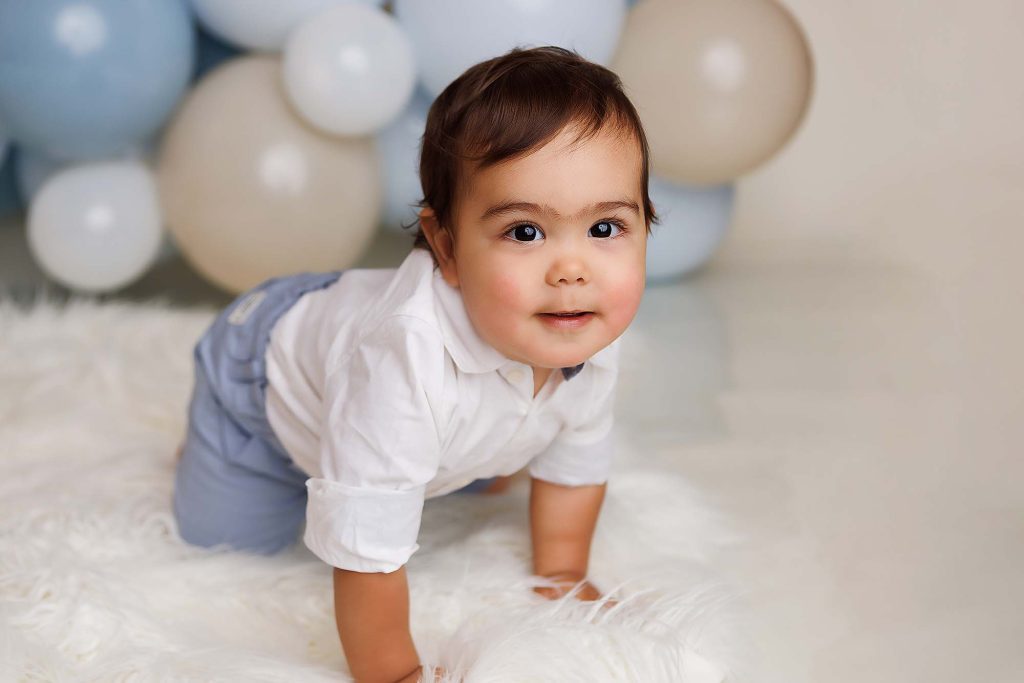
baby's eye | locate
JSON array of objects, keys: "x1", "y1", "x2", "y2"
[
  {"x1": 504, "y1": 224, "x2": 544, "y2": 242},
  {"x1": 590, "y1": 220, "x2": 625, "y2": 239}
]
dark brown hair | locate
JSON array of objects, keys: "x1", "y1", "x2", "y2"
[{"x1": 403, "y1": 45, "x2": 659, "y2": 265}]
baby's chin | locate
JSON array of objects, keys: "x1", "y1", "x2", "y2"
[
  {"x1": 496, "y1": 319, "x2": 614, "y2": 368},
  {"x1": 518, "y1": 344, "x2": 600, "y2": 370}
]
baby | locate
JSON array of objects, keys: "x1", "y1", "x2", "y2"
[{"x1": 172, "y1": 45, "x2": 657, "y2": 683}]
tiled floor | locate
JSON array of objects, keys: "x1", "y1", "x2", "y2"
[{"x1": 2, "y1": 214, "x2": 1021, "y2": 682}]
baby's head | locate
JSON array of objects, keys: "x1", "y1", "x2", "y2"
[{"x1": 408, "y1": 46, "x2": 659, "y2": 371}]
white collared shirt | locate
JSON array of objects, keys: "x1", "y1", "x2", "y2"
[{"x1": 264, "y1": 247, "x2": 620, "y2": 573}]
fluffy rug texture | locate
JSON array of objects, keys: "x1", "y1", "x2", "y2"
[{"x1": 0, "y1": 295, "x2": 751, "y2": 682}]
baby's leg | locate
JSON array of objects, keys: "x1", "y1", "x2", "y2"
[{"x1": 172, "y1": 362, "x2": 307, "y2": 555}]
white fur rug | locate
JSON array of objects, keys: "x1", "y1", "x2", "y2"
[{"x1": 0, "y1": 295, "x2": 751, "y2": 682}]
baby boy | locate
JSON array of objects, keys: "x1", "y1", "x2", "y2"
[{"x1": 172, "y1": 45, "x2": 658, "y2": 683}]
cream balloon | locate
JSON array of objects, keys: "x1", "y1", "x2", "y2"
[
  {"x1": 157, "y1": 57, "x2": 381, "y2": 293},
  {"x1": 27, "y1": 161, "x2": 163, "y2": 293},
  {"x1": 282, "y1": 3, "x2": 416, "y2": 136},
  {"x1": 613, "y1": 0, "x2": 813, "y2": 185}
]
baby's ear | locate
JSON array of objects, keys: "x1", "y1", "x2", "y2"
[
  {"x1": 418, "y1": 207, "x2": 441, "y2": 247},
  {"x1": 419, "y1": 208, "x2": 460, "y2": 287}
]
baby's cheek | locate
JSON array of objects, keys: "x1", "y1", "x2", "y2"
[
  {"x1": 468, "y1": 273, "x2": 527, "y2": 343},
  {"x1": 603, "y1": 272, "x2": 645, "y2": 332},
  {"x1": 492, "y1": 272, "x2": 526, "y2": 311}
]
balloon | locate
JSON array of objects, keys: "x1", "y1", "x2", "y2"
[
  {"x1": 613, "y1": 0, "x2": 813, "y2": 185},
  {"x1": 158, "y1": 57, "x2": 381, "y2": 294},
  {"x1": 190, "y1": 0, "x2": 386, "y2": 52},
  {"x1": 0, "y1": 0, "x2": 194, "y2": 161},
  {"x1": 283, "y1": 3, "x2": 416, "y2": 137},
  {"x1": 376, "y1": 88, "x2": 432, "y2": 234},
  {"x1": 394, "y1": 0, "x2": 628, "y2": 96},
  {"x1": 645, "y1": 175, "x2": 735, "y2": 283},
  {"x1": 27, "y1": 161, "x2": 163, "y2": 292}
]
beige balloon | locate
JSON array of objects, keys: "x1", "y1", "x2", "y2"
[
  {"x1": 158, "y1": 56, "x2": 381, "y2": 293},
  {"x1": 613, "y1": 0, "x2": 814, "y2": 185}
]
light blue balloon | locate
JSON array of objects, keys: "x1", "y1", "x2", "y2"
[
  {"x1": 645, "y1": 176, "x2": 735, "y2": 283},
  {"x1": 395, "y1": 0, "x2": 627, "y2": 96},
  {"x1": 0, "y1": 0, "x2": 195, "y2": 161},
  {"x1": 376, "y1": 87, "x2": 433, "y2": 234}
]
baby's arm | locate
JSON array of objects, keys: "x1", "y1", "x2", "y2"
[
  {"x1": 528, "y1": 476, "x2": 607, "y2": 600},
  {"x1": 333, "y1": 565, "x2": 425, "y2": 683},
  {"x1": 311, "y1": 316, "x2": 448, "y2": 681}
]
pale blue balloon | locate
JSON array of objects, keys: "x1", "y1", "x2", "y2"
[
  {"x1": 645, "y1": 176, "x2": 735, "y2": 283},
  {"x1": 0, "y1": 0, "x2": 195, "y2": 161},
  {"x1": 376, "y1": 87, "x2": 433, "y2": 234},
  {"x1": 394, "y1": 0, "x2": 628, "y2": 96}
]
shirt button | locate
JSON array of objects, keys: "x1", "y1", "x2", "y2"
[{"x1": 507, "y1": 368, "x2": 524, "y2": 384}]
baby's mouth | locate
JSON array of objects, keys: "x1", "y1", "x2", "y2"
[{"x1": 540, "y1": 311, "x2": 592, "y2": 318}]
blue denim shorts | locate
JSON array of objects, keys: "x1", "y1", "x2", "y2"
[{"x1": 172, "y1": 271, "x2": 496, "y2": 557}]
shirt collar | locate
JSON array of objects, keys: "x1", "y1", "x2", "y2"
[{"x1": 427, "y1": 251, "x2": 588, "y2": 382}]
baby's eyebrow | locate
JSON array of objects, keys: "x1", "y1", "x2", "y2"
[{"x1": 480, "y1": 199, "x2": 640, "y2": 222}]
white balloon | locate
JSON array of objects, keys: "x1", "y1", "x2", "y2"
[
  {"x1": 645, "y1": 176, "x2": 735, "y2": 283},
  {"x1": 376, "y1": 88, "x2": 432, "y2": 233},
  {"x1": 14, "y1": 141, "x2": 174, "y2": 263},
  {"x1": 27, "y1": 161, "x2": 164, "y2": 293},
  {"x1": 394, "y1": 0, "x2": 628, "y2": 96},
  {"x1": 190, "y1": 0, "x2": 386, "y2": 52},
  {"x1": 283, "y1": 3, "x2": 416, "y2": 136}
]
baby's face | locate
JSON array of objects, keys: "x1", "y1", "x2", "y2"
[{"x1": 437, "y1": 123, "x2": 647, "y2": 371}]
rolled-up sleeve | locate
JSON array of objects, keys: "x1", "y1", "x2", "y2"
[
  {"x1": 528, "y1": 367, "x2": 619, "y2": 487},
  {"x1": 303, "y1": 316, "x2": 444, "y2": 573}
]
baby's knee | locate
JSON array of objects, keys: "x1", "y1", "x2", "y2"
[{"x1": 172, "y1": 487, "x2": 302, "y2": 556}]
